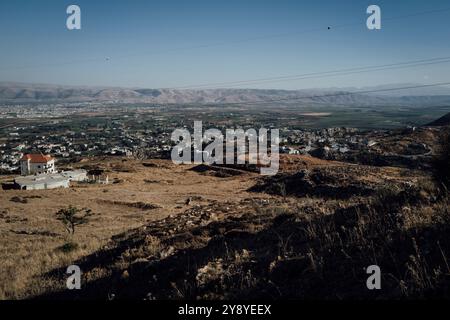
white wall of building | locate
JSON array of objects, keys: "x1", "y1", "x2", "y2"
[{"x1": 20, "y1": 159, "x2": 55, "y2": 175}]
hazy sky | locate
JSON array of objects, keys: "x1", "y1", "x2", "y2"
[{"x1": 0, "y1": 0, "x2": 450, "y2": 89}]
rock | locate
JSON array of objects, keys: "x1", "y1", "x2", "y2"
[{"x1": 121, "y1": 270, "x2": 129, "y2": 280}]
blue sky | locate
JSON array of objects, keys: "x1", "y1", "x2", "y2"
[{"x1": 0, "y1": 0, "x2": 449, "y2": 89}]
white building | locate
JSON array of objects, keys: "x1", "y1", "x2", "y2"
[
  {"x1": 14, "y1": 169, "x2": 88, "y2": 190},
  {"x1": 61, "y1": 170, "x2": 88, "y2": 182},
  {"x1": 20, "y1": 154, "x2": 56, "y2": 176},
  {"x1": 15, "y1": 173, "x2": 70, "y2": 190}
]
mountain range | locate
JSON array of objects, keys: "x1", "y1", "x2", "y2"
[{"x1": 1, "y1": 82, "x2": 450, "y2": 106}]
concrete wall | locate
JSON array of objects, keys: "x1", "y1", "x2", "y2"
[
  {"x1": 21, "y1": 179, "x2": 69, "y2": 190},
  {"x1": 61, "y1": 170, "x2": 87, "y2": 182},
  {"x1": 20, "y1": 160, "x2": 29, "y2": 176}
]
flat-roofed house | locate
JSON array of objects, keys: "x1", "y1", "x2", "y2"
[
  {"x1": 14, "y1": 169, "x2": 88, "y2": 190},
  {"x1": 20, "y1": 154, "x2": 55, "y2": 176},
  {"x1": 14, "y1": 173, "x2": 69, "y2": 190}
]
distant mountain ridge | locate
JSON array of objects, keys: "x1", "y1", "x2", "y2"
[{"x1": 1, "y1": 82, "x2": 450, "y2": 106}]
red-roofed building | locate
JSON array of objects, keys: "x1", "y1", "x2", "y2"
[{"x1": 20, "y1": 154, "x2": 56, "y2": 176}]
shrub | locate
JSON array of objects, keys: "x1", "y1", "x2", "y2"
[
  {"x1": 57, "y1": 241, "x2": 79, "y2": 253},
  {"x1": 55, "y1": 205, "x2": 93, "y2": 235}
]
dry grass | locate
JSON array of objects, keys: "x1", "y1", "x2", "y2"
[
  {"x1": 1, "y1": 153, "x2": 449, "y2": 300},
  {"x1": 0, "y1": 158, "x2": 257, "y2": 299},
  {"x1": 28, "y1": 179, "x2": 449, "y2": 300}
]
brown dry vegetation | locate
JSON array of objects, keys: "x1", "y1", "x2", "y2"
[
  {"x1": 1, "y1": 150, "x2": 449, "y2": 300},
  {"x1": 0, "y1": 158, "x2": 257, "y2": 299}
]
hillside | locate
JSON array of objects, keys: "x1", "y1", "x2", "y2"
[
  {"x1": 31, "y1": 158, "x2": 449, "y2": 300},
  {"x1": 1, "y1": 151, "x2": 449, "y2": 300},
  {"x1": 428, "y1": 112, "x2": 450, "y2": 126}
]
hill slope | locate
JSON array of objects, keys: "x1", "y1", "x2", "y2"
[{"x1": 428, "y1": 112, "x2": 450, "y2": 126}]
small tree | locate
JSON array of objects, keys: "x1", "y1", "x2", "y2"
[{"x1": 56, "y1": 205, "x2": 92, "y2": 235}]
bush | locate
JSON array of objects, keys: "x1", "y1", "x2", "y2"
[
  {"x1": 57, "y1": 242, "x2": 79, "y2": 253},
  {"x1": 55, "y1": 205, "x2": 93, "y2": 235}
]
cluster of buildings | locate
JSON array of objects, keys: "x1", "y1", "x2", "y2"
[
  {"x1": 0, "y1": 117, "x2": 176, "y2": 173},
  {"x1": 280, "y1": 127, "x2": 375, "y2": 156},
  {"x1": 0, "y1": 102, "x2": 107, "y2": 119},
  {"x1": 1, "y1": 104, "x2": 379, "y2": 173}
]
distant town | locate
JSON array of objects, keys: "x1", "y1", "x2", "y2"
[{"x1": 0, "y1": 102, "x2": 439, "y2": 175}]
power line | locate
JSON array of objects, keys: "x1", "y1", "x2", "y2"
[
  {"x1": 168, "y1": 56, "x2": 450, "y2": 89},
  {"x1": 1, "y1": 7, "x2": 450, "y2": 71},
  {"x1": 187, "y1": 82, "x2": 450, "y2": 107}
]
